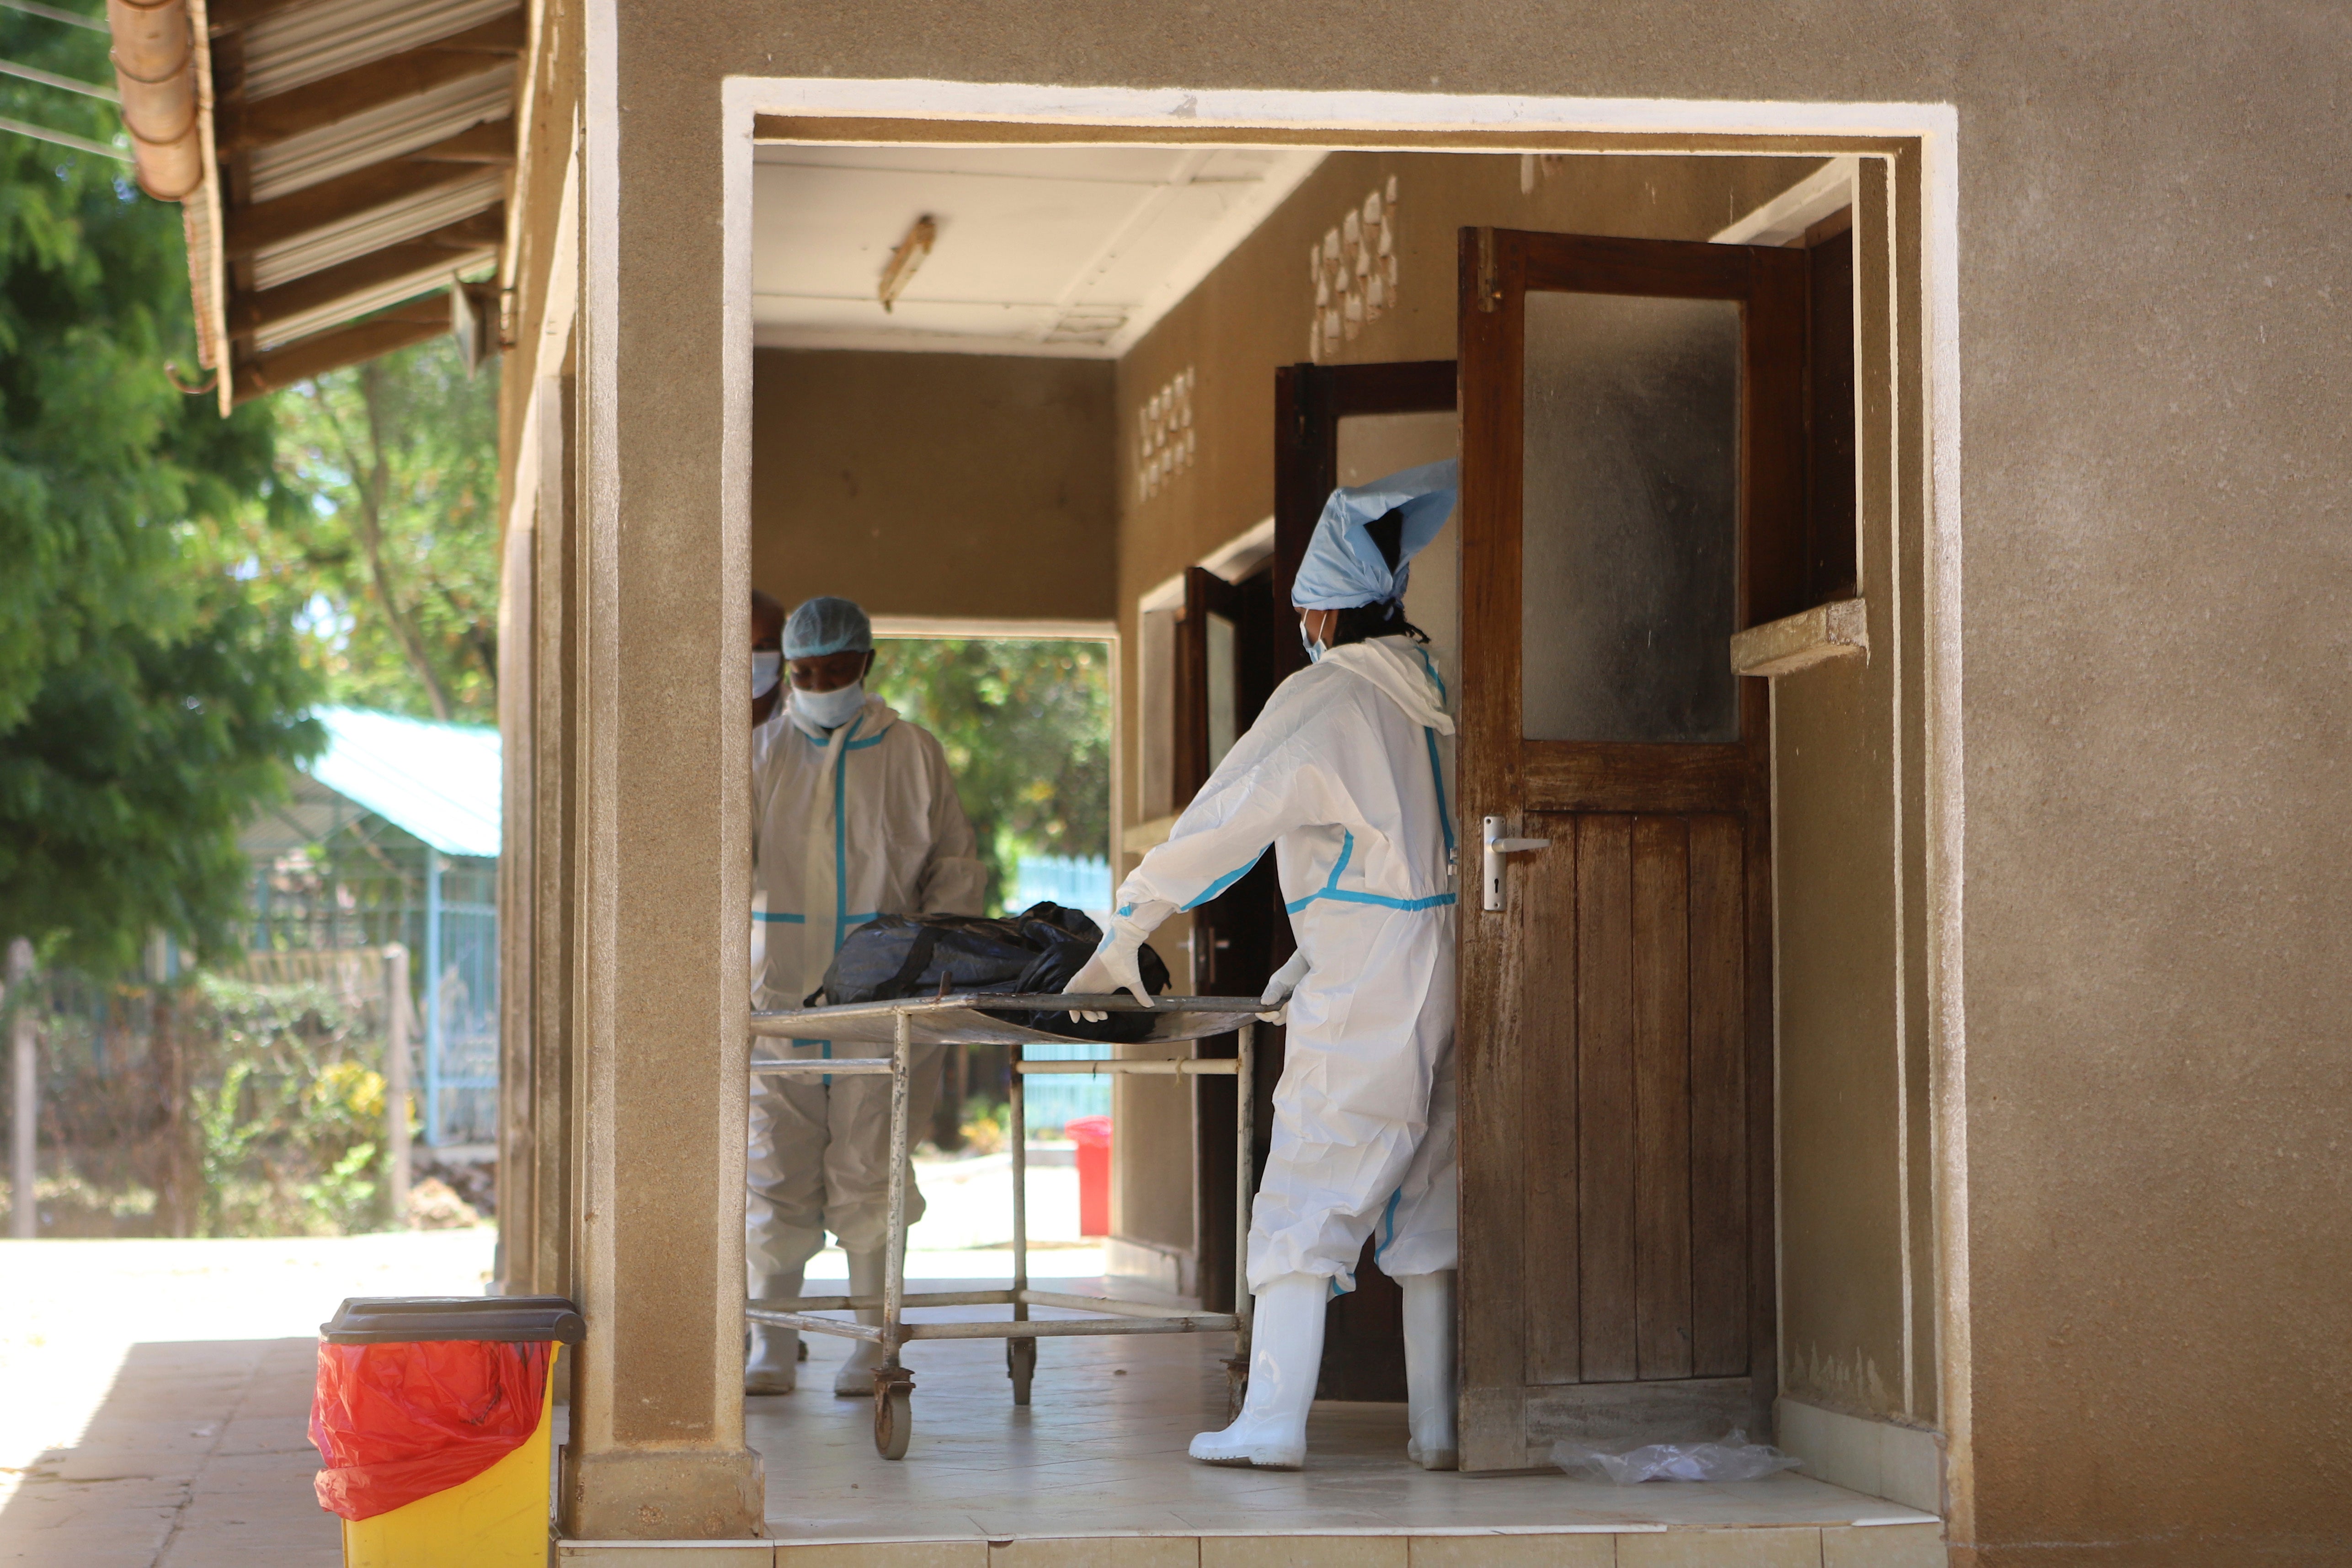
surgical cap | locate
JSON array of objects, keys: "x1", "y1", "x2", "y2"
[
  {"x1": 1290, "y1": 459, "x2": 1459, "y2": 611},
  {"x1": 783, "y1": 596, "x2": 873, "y2": 659}
]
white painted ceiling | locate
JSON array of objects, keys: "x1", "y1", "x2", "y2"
[{"x1": 751, "y1": 145, "x2": 1324, "y2": 358}]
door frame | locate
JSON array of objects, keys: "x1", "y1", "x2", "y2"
[{"x1": 702, "y1": 76, "x2": 1964, "y2": 1525}]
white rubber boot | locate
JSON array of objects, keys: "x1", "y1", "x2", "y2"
[
  {"x1": 1189, "y1": 1273, "x2": 1326, "y2": 1469},
  {"x1": 744, "y1": 1269, "x2": 802, "y2": 1395},
  {"x1": 1399, "y1": 1269, "x2": 1458, "y2": 1470},
  {"x1": 833, "y1": 1248, "x2": 891, "y2": 1396}
]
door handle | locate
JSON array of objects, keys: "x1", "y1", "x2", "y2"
[{"x1": 1482, "y1": 816, "x2": 1552, "y2": 912}]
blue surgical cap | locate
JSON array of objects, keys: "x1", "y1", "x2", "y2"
[
  {"x1": 1290, "y1": 459, "x2": 1459, "y2": 611},
  {"x1": 783, "y1": 596, "x2": 873, "y2": 659}
]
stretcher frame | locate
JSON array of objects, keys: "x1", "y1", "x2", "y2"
[{"x1": 744, "y1": 993, "x2": 1262, "y2": 1459}]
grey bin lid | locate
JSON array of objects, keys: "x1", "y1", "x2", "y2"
[{"x1": 321, "y1": 1295, "x2": 585, "y2": 1345}]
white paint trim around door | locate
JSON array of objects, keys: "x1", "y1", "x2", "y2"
[{"x1": 710, "y1": 74, "x2": 1966, "y2": 1534}]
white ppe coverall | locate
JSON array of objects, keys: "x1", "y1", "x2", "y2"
[
  {"x1": 747, "y1": 695, "x2": 987, "y2": 1279},
  {"x1": 1109, "y1": 636, "x2": 1458, "y2": 1291}
]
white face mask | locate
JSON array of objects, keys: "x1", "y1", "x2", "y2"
[
  {"x1": 751, "y1": 650, "x2": 781, "y2": 699},
  {"x1": 792, "y1": 679, "x2": 865, "y2": 731},
  {"x1": 1299, "y1": 621, "x2": 1327, "y2": 664}
]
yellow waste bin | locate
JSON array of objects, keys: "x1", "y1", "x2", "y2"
[{"x1": 314, "y1": 1296, "x2": 583, "y2": 1568}]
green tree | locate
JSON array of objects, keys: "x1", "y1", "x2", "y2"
[
  {"x1": 0, "y1": 590, "x2": 323, "y2": 972},
  {"x1": 0, "y1": 8, "x2": 288, "y2": 732},
  {"x1": 868, "y1": 640, "x2": 1109, "y2": 914},
  {"x1": 0, "y1": 6, "x2": 323, "y2": 972},
  {"x1": 221, "y1": 342, "x2": 501, "y2": 723}
]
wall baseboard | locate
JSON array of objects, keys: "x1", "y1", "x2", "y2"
[{"x1": 1776, "y1": 1396, "x2": 1942, "y2": 1515}]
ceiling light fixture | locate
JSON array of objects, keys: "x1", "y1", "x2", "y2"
[{"x1": 877, "y1": 214, "x2": 937, "y2": 313}]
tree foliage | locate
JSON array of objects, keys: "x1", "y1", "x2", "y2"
[
  {"x1": 223, "y1": 342, "x2": 502, "y2": 723},
  {"x1": 0, "y1": 590, "x2": 323, "y2": 971},
  {"x1": 868, "y1": 640, "x2": 1109, "y2": 914},
  {"x1": 0, "y1": 11, "x2": 287, "y2": 732},
  {"x1": 0, "y1": 9, "x2": 323, "y2": 970}
]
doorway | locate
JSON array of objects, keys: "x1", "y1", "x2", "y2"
[{"x1": 723, "y1": 95, "x2": 1953, "y2": 1530}]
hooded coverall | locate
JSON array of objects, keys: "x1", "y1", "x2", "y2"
[
  {"x1": 1108, "y1": 636, "x2": 1458, "y2": 1291},
  {"x1": 747, "y1": 694, "x2": 987, "y2": 1280}
]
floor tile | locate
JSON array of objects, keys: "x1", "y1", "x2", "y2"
[
  {"x1": 1823, "y1": 1522, "x2": 1946, "y2": 1567},
  {"x1": 990, "y1": 1538, "x2": 1201, "y2": 1568},
  {"x1": 1616, "y1": 1527, "x2": 1823, "y2": 1568},
  {"x1": 1200, "y1": 1537, "x2": 1408, "y2": 1568},
  {"x1": 775, "y1": 1543, "x2": 987, "y2": 1567},
  {"x1": 560, "y1": 1549, "x2": 772, "y2": 1568},
  {"x1": 1409, "y1": 1536, "x2": 1616, "y2": 1567}
]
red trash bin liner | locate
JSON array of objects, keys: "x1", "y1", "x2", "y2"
[
  {"x1": 1068, "y1": 1115, "x2": 1113, "y2": 1238},
  {"x1": 309, "y1": 1339, "x2": 551, "y2": 1521}
]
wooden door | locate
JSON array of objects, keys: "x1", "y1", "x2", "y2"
[
  {"x1": 1455, "y1": 229, "x2": 1806, "y2": 1469},
  {"x1": 1178, "y1": 563, "x2": 1280, "y2": 1312}
]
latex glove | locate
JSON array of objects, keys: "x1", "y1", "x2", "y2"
[
  {"x1": 1061, "y1": 920, "x2": 1152, "y2": 1022},
  {"x1": 1258, "y1": 949, "x2": 1309, "y2": 1023}
]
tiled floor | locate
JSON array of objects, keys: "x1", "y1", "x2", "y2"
[
  {"x1": 0, "y1": 1240, "x2": 1942, "y2": 1567},
  {"x1": 730, "y1": 1278, "x2": 1940, "y2": 1560}
]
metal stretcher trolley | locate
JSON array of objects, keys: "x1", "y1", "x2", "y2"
[{"x1": 745, "y1": 993, "x2": 1263, "y2": 1459}]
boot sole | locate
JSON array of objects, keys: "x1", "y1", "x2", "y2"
[{"x1": 1190, "y1": 1450, "x2": 1304, "y2": 1470}]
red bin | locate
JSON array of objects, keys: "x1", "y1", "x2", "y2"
[{"x1": 1067, "y1": 1115, "x2": 1113, "y2": 1237}]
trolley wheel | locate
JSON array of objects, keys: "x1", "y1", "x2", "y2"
[
  {"x1": 873, "y1": 1371, "x2": 913, "y2": 1460},
  {"x1": 1006, "y1": 1336, "x2": 1036, "y2": 1406}
]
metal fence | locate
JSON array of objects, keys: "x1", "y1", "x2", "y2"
[{"x1": 247, "y1": 834, "x2": 497, "y2": 1147}]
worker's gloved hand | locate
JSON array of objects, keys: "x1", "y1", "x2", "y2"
[
  {"x1": 1258, "y1": 949, "x2": 1309, "y2": 1023},
  {"x1": 1062, "y1": 918, "x2": 1153, "y2": 1022}
]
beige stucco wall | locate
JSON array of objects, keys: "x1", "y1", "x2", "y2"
[
  {"x1": 749, "y1": 348, "x2": 1116, "y2": 622},
  {"x1": 501, "y1": 3, "x2": 2352, "y2": 1558}
]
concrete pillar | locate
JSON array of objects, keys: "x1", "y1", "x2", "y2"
[{"x1": 557, "y1": 0, "x2": 760, "y2": 1537}]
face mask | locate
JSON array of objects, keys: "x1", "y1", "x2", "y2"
[
  {"x1": 1299, "y1": 622, "x2": 1327, "y2": 664},
  {"x1": 751, "y1": 651, "x2": 781, "y2": 699},
  {"x1": 793, "y1": 679, "x2": 865, "y2": 731}
]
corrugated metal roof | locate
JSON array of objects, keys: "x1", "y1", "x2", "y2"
[
  {"x1": 251, "y1": 167, "x2": 507, "y2": 291},
  {"x1": 304, "y1": 706, "x2": 501, "y2": 859},
  {"x1": 176, "y1": 0, "x2": 524, "y2": 400},
  {"x1": 246, "y1": 65, "x2": 513, "y2": 204},
  {"x1": 241, "y1": 0, "x2": 516, "y2": 101},
  {"x1": 256, "y1": 245, "x2": 499, "y2": 351}
]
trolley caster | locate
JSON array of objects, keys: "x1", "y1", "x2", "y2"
[
  {"x1": 1006, "y1": 1337, "x2": 1036, "y2": 1406},
  {"x1": 872, "y1": 1367, "x2": 914, "y2": 1460}
]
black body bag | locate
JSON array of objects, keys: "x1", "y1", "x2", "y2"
[{"x1": 810, "y1": 901, "x2": 1171, "y2": 1043}]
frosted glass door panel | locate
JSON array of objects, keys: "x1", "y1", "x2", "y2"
[
  {"x1": 1521, "y1": 291, "x2": 1739, "y2": 744},
  {"x1": 1205, "y1": 611, "x2": 1237, "y2": 772}
]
